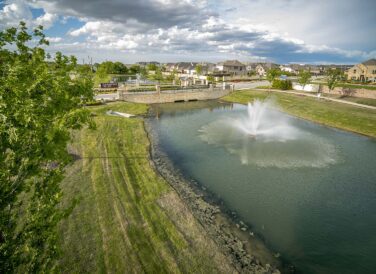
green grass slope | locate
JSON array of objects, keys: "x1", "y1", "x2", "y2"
[{"x1": 58, "y1": 102, "x2": 234, "y2": 273}]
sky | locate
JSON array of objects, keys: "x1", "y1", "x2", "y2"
[{"x1": 0, "y1": 0, "x2": 375, "y2": 64}]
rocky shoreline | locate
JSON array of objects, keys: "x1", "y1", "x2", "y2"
[{"x1": 144, "y1": 118, "x2": 292, "y2": 274}]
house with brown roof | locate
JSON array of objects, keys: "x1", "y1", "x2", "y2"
[
  {"x1": 216, "y1": 60, "x2": 246, "y2": 75},
  {"x1": 347, "y1": 59, "x2": 376, "y2": 82}
]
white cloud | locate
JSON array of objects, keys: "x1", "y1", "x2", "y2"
[
  {"x1": 34, "y1": 12, "x2": 57, "y2": 29},
  {"x1": 2, "y1": 0, "x2": 375, "y2": 63},
  {"x1": 47, "y1": 36, "x2": 62, "y2": 42},
  {"x1": 0, "y1": 0, "x2": 57, "y2": 30},
  {"x1": 0, "y1": 0, "x2": 32, "y2": 28}
]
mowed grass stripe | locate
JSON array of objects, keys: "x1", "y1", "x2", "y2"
[
  {"x1": 106, "y1": 123, "x2": 187, "y2": 272},
  {"x1": 58, "y1": 102, "x2": 235, "y2": 273}
]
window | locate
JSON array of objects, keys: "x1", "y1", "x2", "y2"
[
  {"x1": 372, "y1": 70, "x2": 376, "y2": 74},
  {"x1": 353, "y1": 69, "x2": 356, "y2": 73}
]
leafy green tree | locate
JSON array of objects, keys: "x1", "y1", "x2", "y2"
[
  {"x1": 94, "y1": 63, "x2": 111, "y2": 86},
  {"x1": 0, "y1": 22, "x2": 93, "y2": 272},
  {"x1": 326, "y1": 69, "x2": 342, "y2": 93},
  {"x1": 129, "y1": 64, "x2": 141, "y2": 75},
  {"x1": 153, "y1": 68, "x2": 164, "y2": 81},
  {"x1": 195, "y1": 64, "x2": 203, "y2": 75},
  {"x1": 94, "y1": 62, "x2": 127, "y2": 84},
  {"x1": 140, "y1": 67, "x2": 148, "y2": 79},
  {"x1": 113, "y1": 62, "x2": 128, "y2": 74},
  {"x1": 207, "y1": 75, "x2": 215, "y2": 83},
  {"x1": 298, "y1": 70, "x2": 312, "y2": 90},
  {"x1": 266, "y1": 68, "x2": 281, "y2": 91},
  {"x1": 166, "y1": 71, "x2": 176, "y2": 81},
  {"x1": 146, "y1": 63, "x2": 157, "y2": 71},
  {"x1": 247, "y1": 70, "x2": 256, "y2": 77}
]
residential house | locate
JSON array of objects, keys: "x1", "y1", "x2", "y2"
[
  {"x1": 279, "y1": 65, "x2": 297, "y2": 74},
  {"x1": 175, "y1": 62, "x2": 198, "y2": 75},
  {"x1": 255, "y1": 63, "x2": 279, "y2": 76},
  {"x1": 347, "y1": 59, "x2": 376, "y2": 82},
  {"x1": 244, "y1": 62, "x2": 258, "y2": 72},
  {"x1": 288, "y1": 64, "x2": 323, "y2": 75},
  {"x1": 199, "y1": 62, "x2": 216, "y2": 75},
  {"x1": 216, "y1": 60, "x2": 246, "y2": 75},
  {"x1": 165, "y1": 63, "x2": 177, "y2": 72}
]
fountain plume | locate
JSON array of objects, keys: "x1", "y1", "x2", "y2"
[{"x1": 198, "y1": 99, "x2": 338, "y2": 168}]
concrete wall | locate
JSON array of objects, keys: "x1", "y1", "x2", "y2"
[
  {"x1": 118, "y1": 87, "x2": 231, "y2": 104},
  {"x1": 292, "y1": 83, "x2": 319, "y2": 92}
]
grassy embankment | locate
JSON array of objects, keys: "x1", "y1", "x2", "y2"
[
  {"x1": 58, "y1": 102, "x2": 234, "y2": 273},
  {"x1": 223, "y1": 90, "x2": 376, "y2": 138}
]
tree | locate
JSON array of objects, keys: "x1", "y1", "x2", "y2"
[
  {"x1": 326, "y1": 69, "x2": 342, "y2": 93},
  {"x1": 266, "y1": 68, "x2": 281, "y2": 91},
  {"x1": 95, "y1": 62, "x2": 111, "y2": 85},
  {"x1": 129, "y1": 64, "x2": 141, "y2": 75},
  {"x1": 207, "y1": 75, "x2": 215, "y2": 83},
  {"x1": 0, "y1": 22, "x2": 93, "y2": 272},
  {"x1": 247, "y1": 70, "x2": 256, "y2": 77},
  {"x1": 298, "y1": 70, "x2": 311, "y2": 90},
  {"x1": 153, "y1": 68, "x2": 164, "y2": 82},
  {"x1": 195, "y1": 64, "x2": 203, "y2": 75},
  {"x1": 146, "y1": 63, "x2": 157, "y2": 71},
  {"x1": 139, "y1": 67, "x2": 148, "y2": 79},
  {"x1": 113, "y1": 62, "x2": 128, "y2": 74}
]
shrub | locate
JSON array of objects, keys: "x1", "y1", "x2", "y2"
[{"x1": 272, "y1": 79, "x2": 292, "y2": 90}]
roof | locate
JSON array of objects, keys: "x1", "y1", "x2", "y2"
[
  {"x1": 175, "y1": 62, "x2": 197, "y2": 70},
  {"x1": 218, "y1": 60, "x2": 245, "y2": 66},
  {"x1": 256, "y1": 63, "x2": 279, "y2": 70},
  {"x1": 362, "y1": 59, "x2": 376, "y2": 66},
  {"x1": 136, "y1": 61, "x2": 160, "y2": 65}
]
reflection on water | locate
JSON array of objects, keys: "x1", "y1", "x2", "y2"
[
  {"x1": 150, "y1": 100, "x2": 234, "y2": 119},
  {"x1": 199, "y1": 121, "x2": 338, "y2": 168}
]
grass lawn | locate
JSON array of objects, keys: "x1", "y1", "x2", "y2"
[
  {"x1": 223, "y1": 90, "x2": 376, "y2": 138},
  {"x1": 58, "y1": 102, "x2": 234, "y2": 273}
]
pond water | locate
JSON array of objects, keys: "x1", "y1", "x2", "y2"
[{"x1": 148, "y1": 101, "x2": 376, "y2": 274}]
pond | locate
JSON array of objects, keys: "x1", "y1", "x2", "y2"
[{"x1": 148, "y1": 101, "x2": 376, "y2": 274}]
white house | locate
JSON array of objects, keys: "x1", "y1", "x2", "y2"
[{"x1": 280, "y1": 65, "x2": 297, "y2": 74}]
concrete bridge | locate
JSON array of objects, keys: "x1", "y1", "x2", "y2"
[{"x1": 95, "y1": 81, "x2": 268, "y2": 103}]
